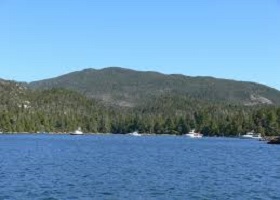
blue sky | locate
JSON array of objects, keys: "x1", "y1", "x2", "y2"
[{"x1": 1, "y1": 0, "x2": 279, "y2": 89}]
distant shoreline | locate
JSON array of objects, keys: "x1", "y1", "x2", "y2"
[{"x1": 0, "y1": 132, "x2": 278, "y2": 140}]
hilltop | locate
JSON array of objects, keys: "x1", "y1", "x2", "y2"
[{"x1": 29, "y1": 67, "x2": 280, "y2": 107}]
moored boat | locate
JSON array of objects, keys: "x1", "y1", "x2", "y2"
[
  {"x1": 240, "y1": 131, "x2": 262, "y2": 140},
  {"x1": 185, "y1": 129, "x2": 203, "y2": 138},
  {"x1": 129, "y1": 131, "x2": 141, "y2": 136},
  {"x1": 70, "y1": 127, "x2": 83, "y2": 135}
]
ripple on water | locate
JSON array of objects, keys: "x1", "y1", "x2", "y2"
[{"x1": 0, "y1": 135, "x2": 280, "y2": 199}]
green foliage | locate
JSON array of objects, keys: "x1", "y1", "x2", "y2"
[{"x1": 0, "y1": 77, "x2": 280, "y2": 136}]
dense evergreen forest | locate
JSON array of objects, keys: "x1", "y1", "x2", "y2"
[{"x1": 0, "y1": 78, "x2": 280, "y2": 136}]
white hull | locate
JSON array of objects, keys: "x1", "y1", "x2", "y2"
[
  {"x1": 240, "y1": 132, "x2": 262, "y2": 140},
  {"x1": 185, "y1": 130, "x2": 203, "y2": 138},
  {"x1": 129, "y1": 132, "x2": 141, "y2": 136},
  {"x1": 185, "y1": 133, "x2": 203, "y2": 138},
  {"x1": 240, "y1": 135, "x2": 262, "y2": 139},
  {"x1": 70, "y1": 128, "x2": 83, "y2": 135},
  {"x1": 70, "y1": 132, "x2": 83, "y2": 135}
]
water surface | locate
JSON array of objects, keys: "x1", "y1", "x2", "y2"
[{"x1": 0, "y1": 134, "x2": 279, "y2": 199}]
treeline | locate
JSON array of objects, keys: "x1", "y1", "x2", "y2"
[{"x1": 0, "y1": 88, "x2": 280, "y2": 136}]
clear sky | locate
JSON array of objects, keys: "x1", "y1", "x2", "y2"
[{"x1": 1, "y1": 0, "x2": 279, "y2": 89}]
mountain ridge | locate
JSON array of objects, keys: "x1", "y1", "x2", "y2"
[{"x1": 28, "y1": 67, "x2": 280, "y2": 106}]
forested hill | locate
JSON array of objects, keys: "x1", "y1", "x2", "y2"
[
  {"x1": 1, "y1": 78, "x2": 280, "y2": 136},
  {"x1": 29, "y1": 67, "x2": 280, "y2": 107},
  {"x1": 0, "y1": 79, "x2": 111, "y2": 133}
]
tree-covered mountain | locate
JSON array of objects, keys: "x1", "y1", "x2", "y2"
[
  {"x1": 1, "y1": 71, "x2": 280, "y2": 136},
  {"x1": 29, "y1": 67, "x2": 280, "y2": 107}
]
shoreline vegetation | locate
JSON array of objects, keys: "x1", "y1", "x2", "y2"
[
  {"x1": 1, "y1": 103, "x2": 280, "y2": 137},
  {"x1": 1, "y1": 92, "x2": 280, "y2": 137}
]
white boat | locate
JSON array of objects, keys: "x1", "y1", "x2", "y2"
[
  {"x1": 240, "y1": 131, "x2": 262, "y2": 139},
  {"x1": 70, "y1": 127, "x2": 83, "y2": 135},
  {"x1": 185, "y1": 129, "x2": 203, "y2": 138},
  {"x1": 129, "y1": 131, "x2": 141, "y2": 136}
]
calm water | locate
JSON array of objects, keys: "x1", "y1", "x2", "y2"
[{"x1": 0, "y1": 134, "x2": 280, "y2": 200}]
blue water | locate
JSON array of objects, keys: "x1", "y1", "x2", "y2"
[{"x1": 0, "y1": 135, "x2": 280, "y2": 200}]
